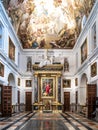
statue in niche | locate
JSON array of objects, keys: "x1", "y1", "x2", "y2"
[
  {"x1": 27, "y1": 57, "x2": 32, "y2": 71},
  {"x1": 64, "y1": 58, "x2": 69, "y2": 72}
]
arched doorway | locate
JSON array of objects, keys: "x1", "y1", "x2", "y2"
[
  {"x1": 8, "y1": 73, "x2": 17, "y2": 113},
  {"x1": 80, "y1": 73, "x2": 96, "y2": 118},
  {"x1": 80, "y1": 73, "x2": 87, "y2": 105}
]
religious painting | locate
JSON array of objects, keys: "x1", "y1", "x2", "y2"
[
  {"x1": 75, "y1": 78, "x2": 78, "y2": 86},
  {"x1": 0, "y1": 62, "x2": 4, "y2": 77},
  {"x1": 41, "y1": 77, "x2": 54, "y2": 98},
  {"x1": 9, "y1": 38, "x2": 15, "y2": 61},
  {"x1": 26, "y1": 80, "x2": 32, "y2": 87},
  {"x1": 92, "y1": 22, "x2": 96, "y2": 50},
  {"x1": 91, "y1": 62, "x2": 97, "y2": 77},
  {"x1": 81, "y1": 38, "x2": 87, "y2": 64},
  {"x1": 18, "y1": 78, "x2": 20, "y2": 86},
  {"x1": 63, "y1": 79, "x2": 71, "y2": 88}
]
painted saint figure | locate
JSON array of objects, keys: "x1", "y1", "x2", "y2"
[
  {"x1": 42, "y1": 82, "x2": 52, "y2": 96},
  {"x1": 45, "y1": 83, "x2": 50, "y2": 95}
]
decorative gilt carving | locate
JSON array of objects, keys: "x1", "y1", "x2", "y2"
[
  {"x1": 33, "y1": 64, "x2": 63, "y2": 71},
  {"x1": 63, "y1": 79, "x2": 71, "y2": 88}
]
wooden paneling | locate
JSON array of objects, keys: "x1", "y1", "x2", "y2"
[
  {"x1": 2, "y1": 86, "x2": 12, "y2": 117},
  {"x1": 25, "y1": 92, "x2": 32, "y2": 111},
  {"x1": 64, "y1": 92, "x2": 70, "y2": 111},
  {"x1": 0, "y1": 85, "x2": 2, "y2": 114},
  {"x1": 87, "y1": 84, "x2": 96, "y2": 119}
]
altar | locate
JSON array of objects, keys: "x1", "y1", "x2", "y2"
[
  {"x1": 33, "y1": 102, "x2": 63, "y2": 112},
  {"x1": 33, "y1": 64, "x2": 63, "y2": 112}
]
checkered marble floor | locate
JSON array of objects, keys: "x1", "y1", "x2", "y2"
[{"x1": 0, "y1": 112, "x2": 98, "y2": 130}]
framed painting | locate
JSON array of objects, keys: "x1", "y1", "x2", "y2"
[
  {"x1": 91, "y1": 62, "x2": 97, "y2": 77},
  {"x1": 0, "y1": 62, "x2": 4, "y2": 77},
  {"x1": 26, "y1": 80, "x2": 32, "y2": 87},
  {"x1": 9, "y1": 38, "x2": 15, "y2": 61},
  {"x1": 18, "y1": 78, "x2": 20, "y2": 86},
  {"x1": 41, "y1": 77, "x2": 54, "y2": 98},
  {"x1": 63, "y1": 79, "x2": 71, "y2": 88},
  {"x1": 81, "y1": 38, "x2": 87, "y2": 64},
  {"x1": 75, "y1": 78, "x2": 78, "y2": 86}
]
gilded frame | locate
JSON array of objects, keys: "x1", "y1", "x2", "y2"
[
  {"x1": 75, "y1": 78, "x2": 78, "y2": 86},
  {"x1": 91, "y1": 62, "x2": 97, "y2": 77},
  {"x1": 81, "y1": 38, "x2": 87, "y2": 64},
  {"x1": 18, "y1": 78, "x2": 20, "y2": 86},
  {"x1": 41, "y1": 77, "x2": 55, "y2": 99},
  {"x1": 0, "y1": 62, "x2": 4, "y2": 77},
  {"x1": 63, "y1": 79, "x2": 71, "y2": 88},
  {"x1": 9, "y1": 37, "x2": 15, "y2": 61},
  {"x1": 26, "y1": 80, "x2": 32, "y2": 87}
]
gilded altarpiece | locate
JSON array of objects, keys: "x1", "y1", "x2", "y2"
[{"x1": 33, "y1": 64, "x2": 63, "y2": 112}]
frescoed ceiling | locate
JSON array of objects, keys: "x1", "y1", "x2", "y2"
[{"x1": 3, "y1": 0, "x2": 95, "y2": 49}]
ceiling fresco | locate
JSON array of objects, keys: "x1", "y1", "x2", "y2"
[{"x1": 3, "y1": 0, "x2": 95, "y2": 49}]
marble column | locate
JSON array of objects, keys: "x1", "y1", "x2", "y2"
[
  {"x1": 34, "y1": 75, "x2": 38, "y2": 103},
  {"x1": 58, "y1": 77, "x2": 61, "y2": 103}
]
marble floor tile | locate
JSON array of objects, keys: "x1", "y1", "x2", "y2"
[{"x1": 0, "y1": 112, "x2": 98, "y2": 130}]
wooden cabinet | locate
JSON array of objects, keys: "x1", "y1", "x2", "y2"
[
  {"x1": 87, "y1": 84, "x2": 96, "y2": 119},
  {"x1": 2, "y1": 86, "x2": 12, "y2": 117},
  {"x1": 0, "y1": 85, "x2": 2, "y2": 114}
]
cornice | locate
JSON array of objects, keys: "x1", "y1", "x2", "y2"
[
  {"x1": 0, "y1": 49, "x2": 18, "y2": 73},
  {"x1": 0, "y1": 2, "x2": 22, "y2": 51},
  {"x1": 33, "y1": 64, "x2": 63, "y2": 71},
  {"x1": 73, "y1": 0, "x2": 98, "y2": 52},
  {"x1": 74, "y1": 47, "x2": 98, "y2": 76}
]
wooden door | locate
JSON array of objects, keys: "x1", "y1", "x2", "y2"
[
  {"x1": 0, "y1": 85, "x2": 2, "y2": 114},
  {"x1": 64, "y1": 92, "x2": 70, "y2": 111},
  {"x1": 25, "y1": 92, "x2": 32, "y2": 111},
  {"x1": 2, "y1": 86, "x2": 12, "y2": 117},
  {"x1": 75, "y1": 91, "x2": 78, "y2": 111},
  {"x1": 87, "y1": 84, "x2": 96, "y2": 119},
  {"x1": 18, "y1": 91, "x2": 20, "y2": 111}
]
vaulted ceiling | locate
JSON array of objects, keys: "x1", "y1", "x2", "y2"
[{"x1": 3, "y1": 0, "x2": 95, "y2": 49}]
